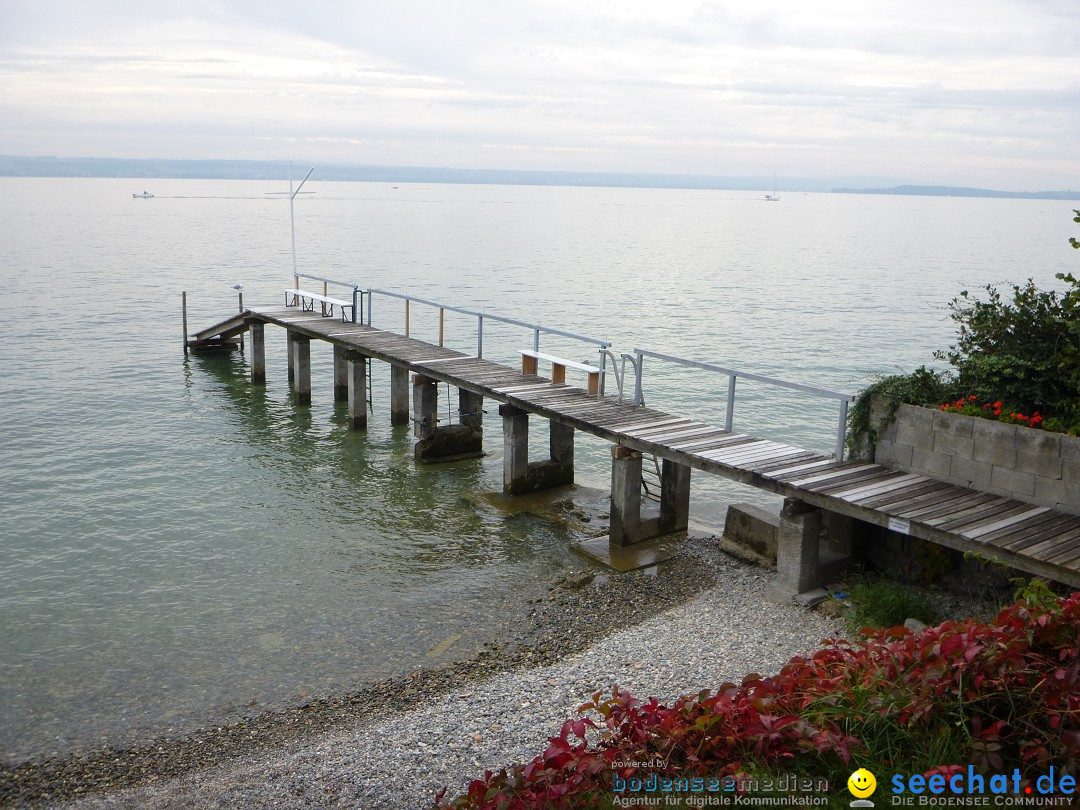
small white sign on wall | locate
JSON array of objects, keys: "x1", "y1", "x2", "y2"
[{"x1": 887, "y1": 517, "x2": 911, "y2": 535}]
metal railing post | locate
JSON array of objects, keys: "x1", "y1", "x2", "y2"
[
  {"x1": 533, "y1": 328, "x2": 540, "y2": 352},
  {"x1": 725, "y1": 374, "x2": 737, "y2": 431},
  {"x1": 477, "y1": 314, "x2": 484, "y2": 358},
  {"x1": 351, "y1": 287, "x2": 358, "y2": 324},
  {"x1": 632, "y1": 351, "x2": 644, "y2": 406},
  {"x1": 836, "y1": 399, "x2": 849, "y2": 461},
  {"x1": 366, "y1": 290, "x2": 372, "y2": 325}
]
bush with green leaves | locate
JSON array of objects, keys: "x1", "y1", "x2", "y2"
[{"x1": 933, "y1": 275, "x2": 1079, "y2": 418}]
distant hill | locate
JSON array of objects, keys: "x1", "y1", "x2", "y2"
[
  {"x1": 0, "y1": 154, "x2": 907, "y2": 193},
  {"x1": 833, "y1": 184, "x2": 1080, "y2": 201},
  {"x1": 3, "y1": 156, "x2": 1075, "y2": 199}
]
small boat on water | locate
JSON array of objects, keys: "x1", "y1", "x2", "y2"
[
  {"x1": 133, "y1": 191, "x2": 154, "y2": 199},
  {"x1": 764, "y1": 174, "x2": 780, "y2": 201}
]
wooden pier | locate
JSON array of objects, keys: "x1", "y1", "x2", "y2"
[{"x1": 190, "y1": 304, "x2": 1080, "y2": 591}]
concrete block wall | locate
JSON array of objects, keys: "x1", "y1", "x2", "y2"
[{"x1": 874, "y1": 403, "x2": 1080, "y2": 516}]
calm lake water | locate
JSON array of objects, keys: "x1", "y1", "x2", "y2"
[{"x1": 0, "y1": 177, "x2": 1075, "y2": 762}]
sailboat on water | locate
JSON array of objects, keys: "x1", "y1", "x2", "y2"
[{"x1": 764, "y1": 174, "x2": 780, "y2": 201}]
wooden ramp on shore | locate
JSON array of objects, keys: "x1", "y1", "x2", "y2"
[{"x1": 192, "y1": 306, "x2": 1080, "y2": 588}]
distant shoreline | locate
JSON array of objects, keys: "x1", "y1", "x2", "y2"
[
  {"x1": 2, "y1": 155, "x2": 1077, "y2": 200},
  {"x1": 833, "y1": 184, "x2": 1080, "y2": 201}
]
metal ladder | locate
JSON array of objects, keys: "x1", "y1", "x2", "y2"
[{"x1": 599, "y1": 348, "x2": 660, "y2": 500}]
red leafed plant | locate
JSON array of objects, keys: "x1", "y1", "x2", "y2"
[{"x1": 435, "y1": 586, "x2": 1080, "y2": 809}]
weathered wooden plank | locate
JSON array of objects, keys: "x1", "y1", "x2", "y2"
[
  {"x1": 761, "y1": 458, "x2": 845, "y2": 479},
  {"x1": 808, "y1": 468, "x2": 904, "y2": 494},
  {"x1": 494, "y1": 382, "x2": 565, "y2": 395},
  {"x1": 696, "y1": 439, "x2": 776, "y2": 461},
  {"x1": 738, "y1": 449, "x2": 819, "y2": 471},
  {"x1": 605, "y1": 416, "x2": 696, "y2": 433},
  {"x1": 894, "y1": 491, "x2": 999, "y2": 521},
  {"x1": 928, "y1": 499, "x2": 1027, "y2": 531},
  {"x1": 719, "y1": 444, "x2": 806, "y2": 466},
  {"x1": 853, "y1": 479, "x2": 945, "y2": 508},
  {"x1": 519, "y1": 392, "x2": 594, "y2": 409},
  {"x1": 748, "y1": 449, "x2": 825, "y2": 472},
  {"x1": 667, "y1": 433, "x2": 752, "y2": 452},
  {"x1": 699, "y1": 444, "x2": 799, "y2": 467},
  {"x1": 626, "y1": 423, "x2": 717, "y2": 442},
  {"x1": 622, "y1": 420, "x2": 701, "y2": 439},
  {"x1": 873, "y1": 484, "x2": 973, "y2": 517},
  {"x1": 961, "y1": 507, "x2": 1052, "y2": 540},
  {"x1": 831, "y1": 473, "x2": 928, "y2": 502},
  {"x1": 784, "y1": 463, "x2": 881, "y2": 488},
  {"x1": 1030, "y1": 527, "x2": 1080, "y2": 564},
  {"x1": 989, "y1": 513, "x2": 1080, "y2": 551}
]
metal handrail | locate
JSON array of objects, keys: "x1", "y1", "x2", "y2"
[
  {"x1": 366, "y1": 287, "x2": 610, "y2": 358},
  {"x1": 631, "y1": 348, "x2": 854, "y2": 460}
]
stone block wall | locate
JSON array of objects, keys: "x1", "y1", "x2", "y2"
[{"x1": 873, "y1": 403, "x2": 1080, "y2": 516}]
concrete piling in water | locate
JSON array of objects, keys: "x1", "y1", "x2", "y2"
[
  {"x1": 413, "y1": 375, "x2": 483, "y2": 462},
  {"x1": 412, "y1": 374, "x2": 438, "y2": 441},
  {"x1": 459, "y1": 389, "x2": 483, "y2": 429},
  {"x1": 390, "y1": 364, "x2": 410, "y2": 427},
  {"x1": 347, "y1": 351, "x2": 368, "y2": 430},
  {"x1": 608, "y1": 446, "x2": 691, "y2": 546},
  {"x1": 333, "y1": 345, "x2": 349, "y2": 402},
  {"x1": 291, "y1": 334, "x2": 311, "y2": 405},
  {"x1": 287, "y1": 331, "x2": 296, "y2": 383},
  {"x1": 249, "y1": 321, "x2": 265, "y2": 384},
  {"x1": 498, "y1": 405, "x2": 575, "y2": 494}
]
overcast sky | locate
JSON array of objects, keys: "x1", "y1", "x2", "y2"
[{"x1": 2, "y1": 1, "x2": 1078, "y2": 189}]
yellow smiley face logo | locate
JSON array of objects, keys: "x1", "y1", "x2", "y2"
[{"x1": 847, "y1": 768, "x2": 877, "y2": 798}]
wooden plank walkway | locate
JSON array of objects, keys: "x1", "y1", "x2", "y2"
[{"x1": 206, "y1": 308, "x2": 1080, "y2": 585}]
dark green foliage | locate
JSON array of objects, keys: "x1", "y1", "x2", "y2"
[
  {"x1": 846, "y1": 366, "x2": 959, "y2": 451},
  {"x1": 933, "y1": 277, "x2": 1080, "y2": 416}
]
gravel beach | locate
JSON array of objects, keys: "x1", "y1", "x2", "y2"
[{"x1": 6, "y1": 540, "x2": 844, "y2": 809}]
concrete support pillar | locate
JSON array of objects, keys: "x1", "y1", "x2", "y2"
[
  {"x1": 249, "y1": 321, "x2": 265, "y2": 384},
  {"x1": 608, "y1": 448, "x2": 691, "y2": 547},
  {"x1": 291, "y1": 335, "x2": 311, "y2": 406},
  {"x1": 459, "y1": 389, "x2": 483, "y2": 429},
  {"x1": 412, "y1": 376, "x2": 484, "y2": 463},
  {"x1": 347, "y1": 351, "x2": 368, "y2": 431},
  {"x1": 501, "y1": 405, "x2": 530, "y2": 492},
  {"x1": 550, "y1": 420, "x2": 574, "y2": 468},
  {"x1": 609, "y1": 447, "x2": 644, "y2": 547},
  {"x1": 658, "y1": 458, "x2": 692, "y2": 535},
  {"x1": 333, "y1": 345, "x2": 349, "y2": 402},
  {"x1": 390, "y1": 364, "x2": 410, "y2": 427},
  {"x1": 287, "y1": 330, "x2": 295, "y2": 383},
  {"x1": 499, "y1": 406, "x2": 575, "y2": 495},
  {"x1": 413, "y1": 374, "x2": 438, "y2": 440},
  {"x1": 777, "y1": 498, "x2": 823, "y2": 594}
]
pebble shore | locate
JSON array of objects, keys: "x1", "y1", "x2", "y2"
[{"x1": 7, "y1": 540, "x2": 844, "y2": 809}]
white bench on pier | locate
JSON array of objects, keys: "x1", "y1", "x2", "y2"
[
  {"x1": 284, "y1": 289, "x2": 355, "y2": 322},
  {"x1": 520, "y1": 350, "x2": 602, "y2": 396}
]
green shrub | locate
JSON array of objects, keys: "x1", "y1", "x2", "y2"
[{"x1": 845, "y1": 579, "x2": 940, "y2": 634}]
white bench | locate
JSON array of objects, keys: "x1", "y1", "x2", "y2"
[
  {"x1": 284, "y1": 289, "x2": 355, "y2": 322},
  {"x1": 520, "y1": 350, "x2": 602, "y2": 396}
]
